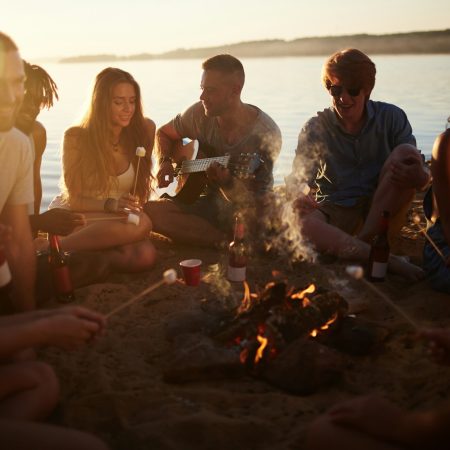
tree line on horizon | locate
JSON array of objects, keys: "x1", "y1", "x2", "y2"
[{"x1": 61, "y1": 29, "x2": 450, "y2": 63}]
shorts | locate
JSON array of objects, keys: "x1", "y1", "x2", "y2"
[{"x1": 319, "y1": 198, "x2": 371, "y2": 236}]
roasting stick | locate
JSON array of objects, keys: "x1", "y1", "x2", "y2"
[
  {"x1": 346, "y1": 266, "x2": 420, "y2": 330},
  {"x1": 413, "y1": 214, "x2": 447, "y2": 263},
  {"x1": 106, "y1": 269, "x2": 177, "y2": 319},
  {"x1": 132, "y1": 147, "x2": 146, "y2": 197}
]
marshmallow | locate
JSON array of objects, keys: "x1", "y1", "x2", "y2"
[
  {"x1": 346, "y1": 265, "x2": 364, "y2": 280},
  {"x1": 127, "y1": 212, "x2": 140, "y2": 226},
  {"x1": 163, "y1": 269, "x2": 177, "y2": 284},
  {"x1": 135, "y1": 147, "x2": 146, "y2": 157}
]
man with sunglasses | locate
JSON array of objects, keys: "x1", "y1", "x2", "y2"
[{"x1": 288, "y1": 48, "x2": 429, "y2": 280}]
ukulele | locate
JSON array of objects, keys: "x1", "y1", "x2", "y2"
[{"x1": 161, "y1": 140, "x2": 262, "y2": 204}]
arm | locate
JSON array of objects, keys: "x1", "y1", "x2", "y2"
[
  {"x1": 31, "y1": 122, "x2": 46, "y2": 216},
  {"x1": 0, "y1": 306, "x2": 106, "y2": 358},
  {"x1": 155, "y1": 122, "x2": 183, "y2": 188},
  {"x1": 431, "y1": 130, "x2": 450, "y2": 245},
  {"x1": 0, "y1": 204, "x2": 36, "y2": 311}
]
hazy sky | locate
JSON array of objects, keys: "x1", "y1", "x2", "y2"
[{"x1": 2, "y1": 0, "x2": 449, "y2": 59}]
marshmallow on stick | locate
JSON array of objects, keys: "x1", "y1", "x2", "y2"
[
  {"x1": 106, "y1": 269, "x2": 177, "y2": 319},
  {"x1": 346, "y1": 265, "x2": 419, "y2": 329}
]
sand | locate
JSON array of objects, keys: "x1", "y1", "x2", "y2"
[{"x1": 40, "y1": 195, "x2": 450, "y2": 450}]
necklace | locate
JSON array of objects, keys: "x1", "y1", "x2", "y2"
[{"x1": 110, "y1": 139, "x2": 120, "y2": 152}]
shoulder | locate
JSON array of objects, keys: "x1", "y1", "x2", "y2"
[
  {"x1": 143, "y1": 117, "x2": 156, "y2": 134},
  {"x1": 432, "y1": 129, "x2": 450, "y2": 160},
  {"x1": 370, "y1": 101, "x2": 408, "y2": 119},
  {"x1": 253, "y1": 106, "x2": 281, "y2": 136},
  {"x1": 64, "y1": 126, "x2": 84, "y2": 138}
]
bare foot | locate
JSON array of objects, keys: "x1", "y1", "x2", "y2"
[{"x1": 388, "y1": 254, "x2": 424, "y2": 281}]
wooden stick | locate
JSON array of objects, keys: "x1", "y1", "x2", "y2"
[
  {"x1": 413, "y1": 214, "x2": 446, "y2": 263},
  {"x1": 85, "y1": 215, "x2": 126, "y2": 223},
  {"x1": 106, "y1": 269, "x2": 177, "y2": 319},
  {"x1": 419, "y1": 228, "x2": 447, "y2": 262},
  {"x1": 360, "y1": 277, "x2": 420, "y2": 330},
  {"x1": 132, "y1": 157, "x2": 141, "y2": 198},
  {"x1": 346, "y1": 266, "x2": 419, "y2": 330}
]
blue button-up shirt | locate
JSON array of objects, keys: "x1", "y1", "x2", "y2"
[{"x1": 291, "y1": 101, "x2": 416, "y2": 206}]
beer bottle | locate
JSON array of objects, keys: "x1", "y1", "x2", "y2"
[
  {"x1": 48, "y1": 234, "x2": 75, "y2": 303},
  {"x1": 0, "y1": 247, "x2": 12, "y2": 301},
  {"x1": 227, "y1": 213, "x2": 247, "y2": 282},
  {"x1": 368, "y1": 211, "x2": 390, "y2": 282}
]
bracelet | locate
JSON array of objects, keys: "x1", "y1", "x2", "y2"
[
  {"x1": 104, "y1": 197, "x2": 118, "y2": 213},
  {"x1": 158, "y1": 156, "x2": 173, "y2": 165}
]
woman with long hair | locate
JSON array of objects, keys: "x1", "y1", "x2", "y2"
[{"x1": 50, "y1": 67, "x2": 156, "y2": 271}]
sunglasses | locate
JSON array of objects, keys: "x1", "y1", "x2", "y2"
[{"x1": 327, "y1": 85, "x2": 361, "y2": 98}]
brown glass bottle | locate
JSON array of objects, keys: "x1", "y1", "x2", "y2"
[
  {"x1": 368, "y1": 211, "x2": 390, "y2": 282},
  {"x1": 48, "y1": 234, "x2": 75, "y2": 303},
  {"x1": 0, "y1": 248, "x2": 12, "y2": 302},
  {"x1": 227, "y1": 214, "x2": 247, "y2": 282}
]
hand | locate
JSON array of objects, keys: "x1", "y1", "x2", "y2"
[
  {"x1": 293, "y1": 193, "x2": 319, "y2": 216},
  {"x1": 42, "y1": 306, "x2": 106, "y2": 350},
  {"x1": 390, "y1": 152, "x2": 428, "y2": 189},
  {"x1": 419, "y1": 328, "x2": 450, "y2": 365},
  {"x1": 0, "y1": 222, "x2": 12, "y2": 246},
  {"x1": 156, "y1": 160, "x2": 174, "y2": 188},
  {"x1": 118, "y1": 194, "x2": 141, "y2": 214},
  {"x1": 328, "y1": 395, "x2": 406, "y2": 442},
  {"x1": 206, "y1": 162, "x2": 231, "y2": 188},
  {"x1": 37, "y1": 209, "x2": 86, "y2": 235}
]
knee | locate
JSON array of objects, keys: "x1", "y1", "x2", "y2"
[
  {"x1": 33, "y1": 362, "x2": 60, "y2": 403},
  {"x1": 389, "y1": 143, "x2": 419, "y2": 163},
  {"x1": 135, "y1": 213, "x2": 152, "y2": 240}
]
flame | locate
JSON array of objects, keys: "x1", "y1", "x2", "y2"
[
  {"x1": 320, "y1": 313, "x2": 338, "y2": 330},
  {"x1": 291, "y1": 283, "x2": 315, "y2": 299},
  {"x1": 237, "y1": 281, "x2": 252, "y2": 314},
  {"x1": 254, "y1": 335, "x2": 268, "y2": 364},
  {"x1": 291, "y1": 284, "x2": 316, "y2": 307},
  {"x1": 310, "y1": 313, "x2": 338, "y2": 338}
]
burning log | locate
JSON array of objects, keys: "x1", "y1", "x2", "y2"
[{"x1": 214, "y1": 282, "x2": 348, "y2": 346}]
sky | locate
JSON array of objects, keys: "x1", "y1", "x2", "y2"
[{"x1": 1, "y1": 0, "x2": 449, "y2": 60}]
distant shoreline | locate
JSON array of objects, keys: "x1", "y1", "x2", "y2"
[{"x1": 60, "y1": 29, "x2": 450, "y2": 63}]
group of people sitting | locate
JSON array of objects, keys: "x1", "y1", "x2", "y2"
[{"x1": 1, "y1": 30, "x2": 450, "y2": 449}]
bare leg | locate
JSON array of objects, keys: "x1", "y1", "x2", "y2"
[
  {"x1": 306, "y1": 415, "x2": 405, "y2": 450},
  {"x1": 145, "y1": 200, "x2": 226, "y2": 246},
  {"x1": 301, "y1": 210, "x2": 423, "y2": 281},
  {"x1": 0, "y1": 361, "x2": 59, "y2": 420},
  {"x1": 358, "y1": 145, "x2": 418, "y2": 242},
  {"x1": 60, "y1": 213, "x2": 152, "y2": 252},
  {"x1": 0, "y1": 419, "x2": 109, "y2": 450}
]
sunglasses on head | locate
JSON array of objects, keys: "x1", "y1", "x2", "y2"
[{"x1": 327, "y1": 84, "x2": 361, "y2": 98}]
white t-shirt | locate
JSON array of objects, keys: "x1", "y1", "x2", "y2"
[{"x1": 0, "y1": 128, "x2": 34, "y2": 213}]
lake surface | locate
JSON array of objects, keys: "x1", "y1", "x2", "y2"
[{"x1": 37, "y1": 55, "x2": 450, "y2": 211}]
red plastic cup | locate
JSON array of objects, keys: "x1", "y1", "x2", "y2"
[{"x1": 179, "y1": 259, "x2": 202, "y2": 286}]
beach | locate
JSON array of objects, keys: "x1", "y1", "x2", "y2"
[{"x1": 38, "y1": 192, "x2": 450, "y2": 450}]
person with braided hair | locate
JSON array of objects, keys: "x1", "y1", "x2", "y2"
[{"x1": 15, "y1": 61, "x2": 85, "y2": 236}]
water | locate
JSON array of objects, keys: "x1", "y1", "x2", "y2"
[{"x1": 37, "y1": 55, "x2": 450, "y2": 211}]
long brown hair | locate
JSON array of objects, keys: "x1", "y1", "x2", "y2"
[{"x1": 63, "y1": 67, "x2": 152, "y2": 204}]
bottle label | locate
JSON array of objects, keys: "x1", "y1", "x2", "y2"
[
  {"x1": 52, "y1": 266, "x2": 73, "y2": 294},
  {"x1": 371, "y1": 262, "x2": 388, "y2": 279},
  {"x1": 0, "y1": 261, "x2": 12, "y2": 288},
  {"x1": 227, "y1": 265, "x2": 246, "y2": 282}
]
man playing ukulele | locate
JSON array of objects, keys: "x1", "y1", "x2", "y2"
[{"x1": 144, "y1": 54, "x2": 281, "y2": 246}]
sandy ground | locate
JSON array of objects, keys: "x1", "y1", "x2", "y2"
[{"x1": 40, "y1": 194, "x2": 450, "y2": 450}]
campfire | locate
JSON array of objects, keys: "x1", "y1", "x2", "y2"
[{"x1": 164, "y1": 275, "x2": 384, "y2": 395}]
